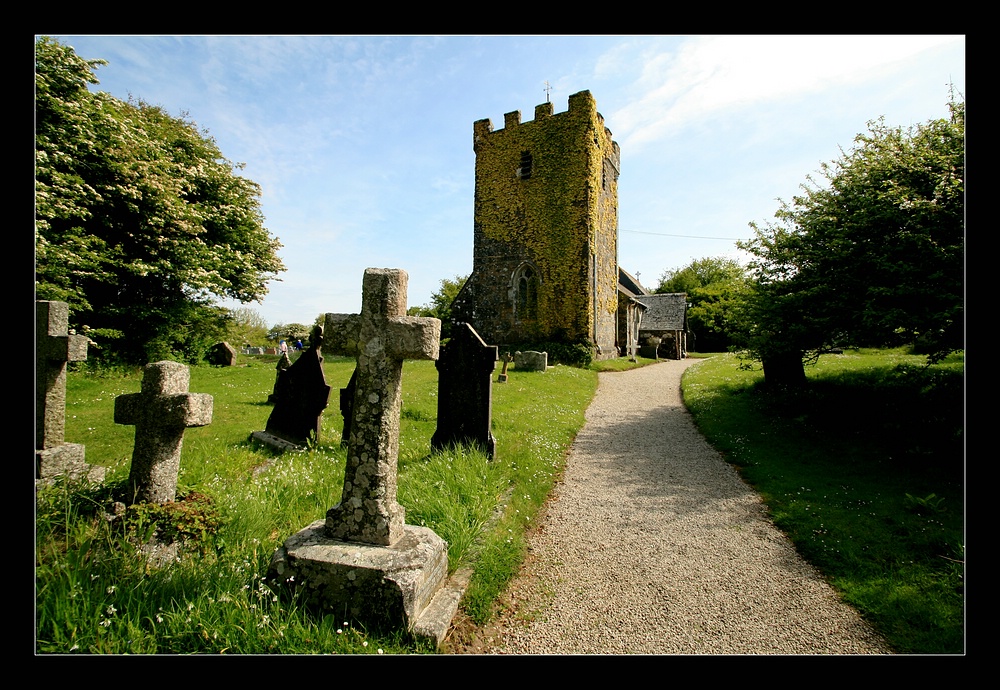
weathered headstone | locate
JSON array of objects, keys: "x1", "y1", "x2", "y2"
[
  {"x1": 639, "y1": 335, "x2": 661, "y2": 360},
  {"x1": 497, "y1": 352, "x2": 513, "y2": 383},
  {"x1": 338, "y1": 367, "x2": 358, "y2": 446},
  {"x1": 207, "y1": 341, "x2": 237, "y2": 366},
  {"x1": 514, "y1": 350, "x2": 548, "y2": 372},
  {"x1": 252, "y1": 325, "x2": 331, "y2": 451},
  {"x1": 268, "y1": 268, "x2": 461, "y2": 646},
  {"x1": 35, "y1": 301, "x2": 104, "y2": 483},
  {"x1": 266, "y1": 352, "x2": 292, "y2": 404},
  {"x1": 432, "y1": 322, "x2": 497, "y2": 459},
  {"x1": 324, "y1": 269, "x2": 441, "y2": 545},
  {"x1": 115, "y1": 361, "x2": 213, "y2": 504}
]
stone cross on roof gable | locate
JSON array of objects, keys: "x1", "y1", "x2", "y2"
[
  {"x1": 324, "y1": 268, "x2": 441, "y2": 546},
  {"x1": 115, "y1": 361, "x2": 213, "y2": 504}
]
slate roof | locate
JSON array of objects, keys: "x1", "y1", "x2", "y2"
[{"x1": 635, "y1": 293, "x2": 688, "y2": 331}]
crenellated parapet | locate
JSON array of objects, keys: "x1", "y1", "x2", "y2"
[{"x1": 457, "y1": 90, "x2": 620, "y2": 356}]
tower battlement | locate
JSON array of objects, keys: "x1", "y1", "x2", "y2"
[
  {"x1": 456, "y1": 90, "x2": 621, "y2": 356},
  {"x1": 473, "y1": 90, "x2": 610, "y2": 150}
]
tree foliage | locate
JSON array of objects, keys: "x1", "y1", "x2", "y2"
[
  {"x1": 222, "y1": 307, "x2": 270, "y2": 349},
  {"x1": 408, "y1": 275, "x2": 468, "y2": 339},
  {"x1": 35, "y1": 37, "x2": 285, "y2": 365},
  {"x1": 656, "y1": 257, "x2": 748, "y2": 352},
  {"x1": 734, "y1": 96, "x2": 965, "y2": 384}
]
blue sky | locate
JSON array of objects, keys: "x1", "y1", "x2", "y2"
[{"x1": 46, "y1": 35, "x2": 965, "y2": 329}]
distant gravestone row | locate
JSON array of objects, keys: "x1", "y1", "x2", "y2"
[{"x1": 36, "y1": 270, "x2": 521, "y2": 647}]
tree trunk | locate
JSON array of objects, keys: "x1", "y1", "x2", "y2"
[{"x1": 762, "y1": 350, "x2": 806, "y2": 388}]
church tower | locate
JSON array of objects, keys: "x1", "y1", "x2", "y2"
[{"x1": 451, "y1": 90, "x2": 621, "y2": 359}]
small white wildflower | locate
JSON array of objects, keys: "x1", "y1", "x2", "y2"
[
  {"x1": 106, "y1": 605, "x2": 116, "y2": 616},
  {"x1": 69, "y1": 644, "x2": 79, "y2": 652},
  {"x1": 336, "y1": 628, "x2": 343, "y2": 634},
  {"x1": 362, "y1": 641, "x2": 368, "y2": 647},
  {"x1": 106, "y1": 586, "x2": 116, "y2": 594}
]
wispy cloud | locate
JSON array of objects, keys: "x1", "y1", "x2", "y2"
[{"x1": 610, "y1": 35, "x2": 962, "y2": 148}]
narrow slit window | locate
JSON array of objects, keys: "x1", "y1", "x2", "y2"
[{"x1": 518, "y1": 151, "x2": 532, "y2": 180}]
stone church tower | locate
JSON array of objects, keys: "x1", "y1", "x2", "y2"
[{"x1": 451, "y1": 90, "x2": 621, "y2": 359}]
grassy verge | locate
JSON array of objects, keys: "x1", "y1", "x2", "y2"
[
  {"x1": 680, "y1": 348, "x2": 965, "y2": 654},
  {"x1": 37, "y1": 356, "x2": 597, "y2": 654}
]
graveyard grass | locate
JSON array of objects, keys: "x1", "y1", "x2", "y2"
[
  {"x1": 37, "y1": 355, "x2": 597, "y2": 654},
  {"x1": 681, "y1": 348, "x2": 965, "y2": 655},
  {"x1": 37, "y1": 348, "x2": 963, "y2": 654}
]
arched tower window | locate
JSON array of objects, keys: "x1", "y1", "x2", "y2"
[{"x1": 512, "y1": 263, "x2": 539, "y2": 321}]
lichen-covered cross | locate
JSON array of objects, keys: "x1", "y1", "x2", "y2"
[
  {"x1": 324, "y1": 268, "x2": 440, "y2": 546},
  {"x1": 36, "y1": 301, "x2": 89, "y2": 452},
  {"x1": 115, "y1": 361, "x2": 213, "y2": 504}
]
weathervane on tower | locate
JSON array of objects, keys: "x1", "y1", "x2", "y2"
[{"x1": 544, "y1": 81, "x2": 552, "y2": 103}]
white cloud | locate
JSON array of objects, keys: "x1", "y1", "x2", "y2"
[{"x1": 611, "y1": 35, "x2": 963, "y2": 147}]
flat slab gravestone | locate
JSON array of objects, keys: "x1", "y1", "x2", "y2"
[
  {"x1": 115, "y1": 361, "x2": 213, "y2": 504},
  {"x1": 432, "y1": 322, "x2": 498, "y2": 458},
  {"x1": 35, "y1": 300, "x2": 104, "y2": 483},
  {"x1": 514, "y1": 349, "x2": 548, "y2": 372},
  {"x1": 268, "y1": 268, "x2": 461, "y2": 647}
]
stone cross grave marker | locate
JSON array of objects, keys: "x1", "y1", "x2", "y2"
[
  {"x1": 115, "y1": 361, "x2": 213, "y2": 504},
  {"x1": 323, "y1": 268, "x2": 441, "y2": 546},
  {"x1": 35, "y1": 301, "x2": 104, "y2": 483},
  {"x1": 432, "y1": 322, "x2": 497, "y2": 459},
  {"x1": 497, "y1": 352, "x2": 513, "y2": 383}
]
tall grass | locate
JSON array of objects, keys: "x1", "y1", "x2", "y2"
[
  {"x1": 680, "y1": 348, "x2": 965, "y2": 654},
  {"x1": 38, "y1": 356, "x2": 596, "y2": 654}
]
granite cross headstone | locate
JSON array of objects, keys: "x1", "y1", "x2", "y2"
[
  {"x1": 324, "y1": 268, "x2": 441, "y2": 546},
  {"x1": 431, "y1": 322, "x2": 497, "y2": 459},
  {"x1": 35, "y1": 301, "x2": 104, "y2": 482},
  {"x1": 115, "y1": 361, "x2": 213, "y2": 504},
  {"x1": 497, "y1": 352, "x2": 513, "y2": 383}
]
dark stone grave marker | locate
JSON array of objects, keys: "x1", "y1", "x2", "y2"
[
  {"x1": 252, "y1": 325, "x2": 331, "y2": 450},
  {"x1": 431, "y1": 322, "x2": 497, "y2": 459}
]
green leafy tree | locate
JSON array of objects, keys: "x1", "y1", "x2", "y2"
[
  {"x1": 266, "y1": 323, "x2": 311, "y2": 345},
  {"x1": 656, "y1": 257, "x2": 748, "y2": 352},
  {"x1": 35, "y1": 37, "x2": 285, "y2": 365},
  {"x1": 735, "y1": 96, "x2": 964, "y2": 385},
  {"x1": 223, "y1": 307, "x2": 270, "y2": 349},
  {"x1": 408, "y1": 275, "x2": 468, "y2": 339}
]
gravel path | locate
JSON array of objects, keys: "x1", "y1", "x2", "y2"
[{"x1": 454, "y1": 359, "x2": 892, "y2": 655}]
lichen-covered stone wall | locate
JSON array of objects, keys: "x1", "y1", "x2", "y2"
[{"x1": 453, "y1": 90, "x2": 619, "y2": 355}]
